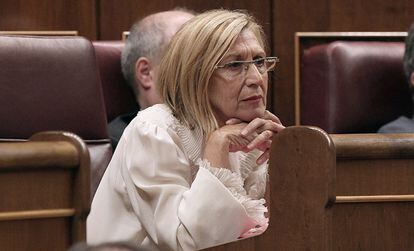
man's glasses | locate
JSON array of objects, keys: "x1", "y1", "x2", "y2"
[{"x1": 214, "y1": 57, "x2": 279, "y2": 79}]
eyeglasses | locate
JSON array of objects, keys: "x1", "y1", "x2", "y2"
[{"x1": 214, "y1": 56, "x2": 279, "y2": 79}]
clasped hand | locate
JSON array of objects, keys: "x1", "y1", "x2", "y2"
[{"x1": 206, "y1": 111, "x2": 285, "y2": 166}]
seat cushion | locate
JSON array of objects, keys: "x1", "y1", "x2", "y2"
[
  {"x1": 0, "y1": 36, "x2": 108, "y2": 139},
  {"x1": 300, "y1": 41, "x2": 412, "y2": 133}
]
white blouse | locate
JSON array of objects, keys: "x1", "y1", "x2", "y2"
[{"x1": 87, "y1": 104, "x2": 268, "y2": 251}]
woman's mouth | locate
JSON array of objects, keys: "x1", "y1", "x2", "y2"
[{"x1": 242, "y1": 95, "x2": 262, "y2": 101}]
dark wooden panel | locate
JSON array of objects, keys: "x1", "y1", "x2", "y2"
[
  {"x1": 336, "y1": 159, "x2": 414, "y2": 196},
  {"x1": 333, "y1": 203, "x2": 414, "y2": 250},
  {"x1": 273, "y1": 0, "x2": 414, "y2": 126},
  {"x1": 0, "y1": 0, "x2": 97, "y2": 39},
  {"x1": 99, "y1": 0, "x2": 272, "y2": 41},
  {"x1": 0, "y1": 169, "x2": 73, "y2": 211},
  {"x1": 0, "y1": 218, "x2": 71, "y2": 251},
  {"x1": 331, "y1": 132, "x2": 414, "y2": 250}
]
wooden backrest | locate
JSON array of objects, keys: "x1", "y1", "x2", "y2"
[
  {"x1": 0, "y1": 31, "x2": 78, "y2": 36},
  {"x1": 202, "y1": 126, "x2": 334, "y2": 251},
  {"x1": 330, "y1": 132, "x2": 414, "y2": 249},
  {"x1": 0, "y1": 131, "x2": 90, "y2": 251},
  {"x1": 269, "y1": 126, "x2": 414, "y2": 250},
  {"x1": 204, "y1": 126, "x2": 414, "y2": 250}
]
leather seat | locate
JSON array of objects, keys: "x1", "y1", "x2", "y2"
[
  {"x1": 92, "y1": 41, "x2": 138, "y2": 122},
  {"x1": 298, "y1": 41, "x2": 412, "y2": 133},
  {"x1": 0, "y1": 35, "x2": 112, "y2": 198}
]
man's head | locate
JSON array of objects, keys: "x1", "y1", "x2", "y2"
[
  {"x1": 404, "y1": 22, "x2": 414, "y2": 90},
  {"x1": 121, "y1": 9, "x2": 194, "y2": 109}
]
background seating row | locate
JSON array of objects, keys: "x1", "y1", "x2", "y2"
[
  {"x1": 0, "y1": 35, "x2": 135, "y2": 250},
  {"x1": 0, "y1": 36, "x2": 137, "y2": 198},
  {"x1": 1, "y1": 33, "x2": 413, "y2": 250},
  {"x1": 296, "y1": 32, "x2": 412, "y2": 133}
]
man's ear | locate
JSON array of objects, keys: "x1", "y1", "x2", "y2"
[{"x1": 135, "y1": 57, "x2": 153, "y2": 89}]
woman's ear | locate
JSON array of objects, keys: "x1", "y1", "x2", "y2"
[{"x1": 135, "y1": 57, "x2": 154, "y2": 89}]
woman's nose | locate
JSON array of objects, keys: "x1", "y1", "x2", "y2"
[{"x1": 244, "y1": 63, "x2": 264, "y2": 86}]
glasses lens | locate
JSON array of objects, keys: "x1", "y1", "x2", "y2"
[
  {"x1": 223, "y1": 62, "x2": 244, "y2": 78},
  {"x1": 254, "y1": 58, "x2": 267, "y2": 74}
]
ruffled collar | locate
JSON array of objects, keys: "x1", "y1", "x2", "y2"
[{"x1": 155, "y1": 104, "x2": 263, "y2": 180}]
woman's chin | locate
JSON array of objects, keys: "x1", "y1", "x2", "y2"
[{"x1": 238, "y1": 109, "x2": 266, "y2": 122}]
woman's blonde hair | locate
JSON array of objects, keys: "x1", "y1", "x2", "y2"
[{"x1": 158, "y1": 9, "x2": 266, "y2": 135}]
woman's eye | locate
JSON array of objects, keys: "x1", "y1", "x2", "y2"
[
  {"x1": 225, "y1": 61, "x2": 243, "y2": 70},
  {"x1": 254, "y1": 58, "x2": 266, "y2": 67}
]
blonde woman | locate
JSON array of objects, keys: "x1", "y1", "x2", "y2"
[{"x1": 87, "y1": 9, "x2": 284, "y2": 251}]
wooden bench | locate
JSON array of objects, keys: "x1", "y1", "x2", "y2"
[
  {"x1": 0, "y1": 131, "x2": 90, "y2": 251},
  {"x1": 205, "y1": 126, "x2": 414, "y2": 250}
]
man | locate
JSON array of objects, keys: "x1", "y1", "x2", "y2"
[
  {"x1": 378, "y1": 22, "x2": 414, "y2": 133},
  {"x1": 108, "y1": 9, "x2": 194, "y2": 149}
]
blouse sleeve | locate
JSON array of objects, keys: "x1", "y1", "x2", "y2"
[
  {"x1": 122, "y1": 120, "x2": 260, "y2": 250},
  {"x1": 197, "y1": 154, "x2": 269, "y2": 240}
]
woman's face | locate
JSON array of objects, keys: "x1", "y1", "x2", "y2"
[{"x1": 209, "y1": 29, "x2": 268, "y2": 126}]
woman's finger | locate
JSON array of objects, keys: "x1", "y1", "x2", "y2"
[
  {"x1": 247, "y1": 130, "x2": 273, "y2": 150},
  {"x1": 255, "y1": 139, "x2": 272, "y2": 152},
  {"x1": 242, "y1": 118, "x2": 284, "y2": 137},
  {"x1": 256, "y1": 121, "x2": 285, "y2": 134},
  {"x1": 241, "y1": 118, "x2": 266, "y2": 136},
  {"x1": 256, "y1": 149, "x2": 270, "y2": 165},
  {"x1": 263, "y1": 110, "x2": 282, "y2": 124}
]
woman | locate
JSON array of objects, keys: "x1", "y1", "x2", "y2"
[{"x1": 87, "y1": 9, "x2": 284, "y2": 251}]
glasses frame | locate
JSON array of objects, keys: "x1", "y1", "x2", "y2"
[{"x1": 214, "y1": 56, "x2": 279, "y2": 75}]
